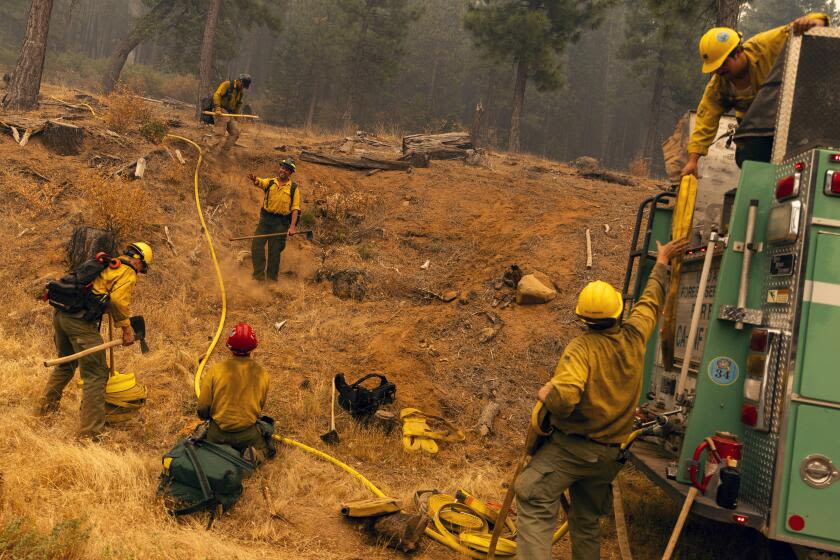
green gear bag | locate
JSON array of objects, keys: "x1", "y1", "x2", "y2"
[{"x1": 158, "y1": 438, "x2": 254, "y2": 528}]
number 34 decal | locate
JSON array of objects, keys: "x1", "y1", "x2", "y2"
[{"x1": 708, "y1": 356, "x2": 739, "y2": 386}]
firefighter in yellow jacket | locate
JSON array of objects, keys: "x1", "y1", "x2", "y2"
[
  {"x1": 514, "y1": 238, "x2": 686, "y2": 560},
  {"x1": 39, "y1": 242, "x2": 152, "y2": 439},
  {"x1": 681, "y1": 14, "x2": 828, "y2": 177},
  {"x1": 247, "y1": 158, "x2": 301, "y2": 281},
  {"x1": 212, "y1": 73, "x2": 251, "y2": 152},
  {"x1": 197, "y1": 323, "x2": 269, "y2": 452}
]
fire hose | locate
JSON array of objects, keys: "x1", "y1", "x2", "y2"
[
  {"x1": 164, "y1": 134, "x2": 227, "y2": 398},
  {"x1": 174, "y1": 134, "x2": 552, "y2": 560}
]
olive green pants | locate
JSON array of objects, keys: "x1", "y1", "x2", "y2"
[
  {"x1": 251, "y1": 209, "x2": 290, "y2": 281},
  {"x1": 514, "y1": 431, "x2": 622, "y2": 560},
  {"x1": 40, "y1": 312, "x2": 109, "y2": 437},
  {"x1": 215, "y1": 114, "x2": 240, "y2": 150},
  {"x1": 207, "y1": 420, "x2": 266, "y2": 453}
]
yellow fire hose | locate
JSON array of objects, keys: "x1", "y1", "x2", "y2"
[
  {"x1": 175, "y1": 131, "x2": 568, "y2": 558},
  {"x1": 165, "y1": 134, "x2": 227, "y2": 398}
]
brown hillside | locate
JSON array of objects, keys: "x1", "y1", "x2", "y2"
[{"x1": 0, "y1": 86, "x2": 776, "y2": 559}]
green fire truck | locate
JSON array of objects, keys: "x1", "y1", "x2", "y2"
[{"x1": 624, "y1": 29, "x2": 840, "y2": 558}]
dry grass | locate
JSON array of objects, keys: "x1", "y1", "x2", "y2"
[
  {"x1": 0, "y1": 89, "x2": 783, "y2": 559},
  {"x1": 104, "y1": 85, "x2": 153, "y2": 134}
]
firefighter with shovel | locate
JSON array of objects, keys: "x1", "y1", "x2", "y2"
[
  {"x1": 513, "y1": 238, "x2": 686, "y2": 560},
  {"x1": 247, "y1": 158, "x2": 301, "y2": 282},
  {"x1": 38, "y1": 242, "x2": 152, "y2": 440}
]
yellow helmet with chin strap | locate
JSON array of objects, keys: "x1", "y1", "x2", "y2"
[
  {"x1": 126, "y1": 241, "x2": 153, "y2": 272},
  {"x1": 699, "y1": 27, "x2": 742, "y2": 73},
  {"x1": 575, "y1": 280, "x2": 624, "y2": 323}
]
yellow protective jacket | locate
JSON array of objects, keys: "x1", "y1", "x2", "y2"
[
  {"x1": 256, "y1": 177, "x2": 301, "y2": 215},
  {"x1": 543, "y1": 264, "x2": 668, "y2": 444},
  {"x1": 212, "y1": 80, "x2": 244, "y2": 114},
  {"x1": 197, "y1": 356, "x2": 269, "y2": 432},
  {"x1": 688, "y1": 12, "x2": 829, "y2": 155},
  {"x1": 91, "y1": 257, "x2": 137, "y2": 328}
]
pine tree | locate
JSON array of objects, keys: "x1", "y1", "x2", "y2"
[
  {"x1": 464, "y1": 0, "x2": 611, "y2": 153},
  {"x1": 3, "y1": 0, "x2": 54, "y2": 110}
]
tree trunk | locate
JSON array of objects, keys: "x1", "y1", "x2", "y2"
[
  {"x1": 102, "y1": 0, "x2": 178, "y2": 94},
  {"x1": 508, "y1": 59, "x2": 528, "y2": 153},
  {"x1": 197, "y1": 0, "x2": 223, "y2": 117},
  {"x1": 305, "y1": 76, "x2": 320, "y2": 131},
  {"x1": 716, "y1": 0, "x2": 743, "y2": 28},
  {"x1": 642, "y1": 60, "x2": 665, "y2": 168},
  {"x1": 3, "y1": 0, "x2": 54, "y2": 111},
  {"x1": 343, "y1": 0, "x2": 373, "y2": 128},
  {"x1": 66, "y1": 226, "x2": 116, "y2": 270},
  {"x1": 471, "y1": 101, "x2": 484, "y2": 149}
]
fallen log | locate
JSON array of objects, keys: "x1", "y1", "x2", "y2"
[
  {"x1": 401, "y1": 132, "x2": 472, "y2": 160},
  {"x1": 0, "y1": 116, "x2": 47, "y2": 146},
  {"x1": 42, "y1": 120, "x2": 84, "y2": 156},
  {"x1": 300, "y1": 150, "x2": 412, "y2": 171},
  {"x1": 580, "y1": 171, "x2": 636, "y2": 187}
]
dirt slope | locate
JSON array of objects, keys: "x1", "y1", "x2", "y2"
[{"x1": 0, "y1": 86, "x2": 777, "y2": 560}]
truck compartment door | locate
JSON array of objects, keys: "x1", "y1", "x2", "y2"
[{"x1": 799, "y1": 231, "x2": 840, "y2": 402}]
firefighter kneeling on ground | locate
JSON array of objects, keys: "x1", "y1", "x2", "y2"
[
  {"x1": 248, "y1": 158, "x2": 301, "y2": 282},
  {"x1": 514, "y1": 238, "x2": 687, "y2": 560},
  {"x1": 212, "y1": 73, "x2": 251, "y2": 152},
  {"x1": 38, "y1": 242, "x2": 153, "y2": 440},
  {"x1": 197, "y1": 323, "x2": 270, "y2": 458}
]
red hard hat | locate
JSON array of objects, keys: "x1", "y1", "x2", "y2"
[{"x1": 226, "y1": 323, "x2": 258, "y2": 355}]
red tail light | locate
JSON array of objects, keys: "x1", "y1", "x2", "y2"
[
  {"x1": 733, "y1": 514, "x2": 749, "y2": 525},
  {"x1": 741, "y1": 404, "x2": 758, "y2": 426},
  {"x1": 828, "y1": 170, "x2": 840, "y2": 195},
  {"x1": 788, "y1": 515, "x2": 806, "y2": 532},
  {"x1": 776, "y1": 175, "x2": 799, "y2": 200},
  {"x1": 830, "y1": 153, "x2": 840, "y2": 162}
]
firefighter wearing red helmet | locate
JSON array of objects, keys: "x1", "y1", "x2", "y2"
[{"x1": 197, "y1": 323, "x2": 270, "y2": 453}]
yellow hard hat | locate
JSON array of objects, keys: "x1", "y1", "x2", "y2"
[
  {"x1": 126, "y1": 241, "x2": 153, "y2": 270},
  {"x1": 575, "y1": 280, "x2": 624, "y2": 322},
  {"x1": 699, "y1": 27, "x2": 742, "y2": 73}
]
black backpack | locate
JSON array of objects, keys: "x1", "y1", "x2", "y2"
[
  {"x1": 335, "y1": 373, "x2": 396, "y2": 419},
  {"x1": 46, "y1": 253, "x2": 116, "y2": 321},
  {"x1": 158, "y1": 438, "x2": 254, "y2": 529}
]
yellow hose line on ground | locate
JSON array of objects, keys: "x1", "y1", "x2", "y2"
[
  {"x1": 165, "y1": 134, "x2": 227, "y2": 398},
  {"x1": 271, "y1": 435, "x2": 388, "y2": 498},
  {"x1": 170, "y1": 130, "x2": 568, "y2": 557}
]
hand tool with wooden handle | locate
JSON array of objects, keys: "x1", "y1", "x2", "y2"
[
  {"x1": 662, "y1": 486, "x2": 698, "y2": 560},
  {"x1": 229, "y1": 230, "x2": 313, "y2": 241},
  {"x1": 202, "y1": 111, "x2": 260, "y2": 119},
  {"x1": 44, "y1": 315, "x2": 148, "y2": 367}
]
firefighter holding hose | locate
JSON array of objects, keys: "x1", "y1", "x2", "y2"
[
  {"x1": 514, "y1": 238, "x2": 687, "y2": 560},
  {"x1": 681, "y1": 13, "x2": 828, "y2": 177}
]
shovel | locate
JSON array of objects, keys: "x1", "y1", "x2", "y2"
[
  {"x1": 44, "y1": 315, "x2": 148, "y2": 367},
  {"x1": 320, "y1": 377, "x2": 340, "y2": 445}
]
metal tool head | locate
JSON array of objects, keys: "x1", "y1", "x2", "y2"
[
  {"x1": 320, "y1": 429, "x2": 339, "y2": 445},
  {"x1": 304, "y1": 230, "x2": 314, "y2": 241},
  {"x1": 129, "y1": 315, "x2": 149, "y2": 353}
]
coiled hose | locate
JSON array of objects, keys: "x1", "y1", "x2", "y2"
[{"x1": 172, "y1": 132, "x2": 567, "y2": 558}]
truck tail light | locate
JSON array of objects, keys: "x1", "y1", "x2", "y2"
[
  {"x1": 747, "y1": 354, "x2": 766, "y2": 376},
  {"x1": 826, "y1": 170, "x2": 840, "y2": 196},
  {"x1": 830, "y1": 153, "x2": 840, "y2": 162},
  {"x1": 776, "y1": 174, "x2": 800, "y2": 200},
  {"x1": 741, "y1": 404, "x2": 758, "y2": 426},
  {"x1": 749, "y1": 328, "x2": 768, "y2": 352},
  {"x1": 733, "y1": 514, "x2": 749, "y2": 525}
]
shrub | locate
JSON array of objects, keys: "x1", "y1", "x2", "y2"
[
  {"x1": 81, "y1": 174, "x2": 154, "y2": 240},
  {"x1": 104, "y1": 85, "x2": 152, "y2": 134},
  {"x1": 139, "y1": 120, "x2": 169, "y2": 144},
  {"x1": 298, "y1": 209, "x2": 317, "y2": 229}
]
